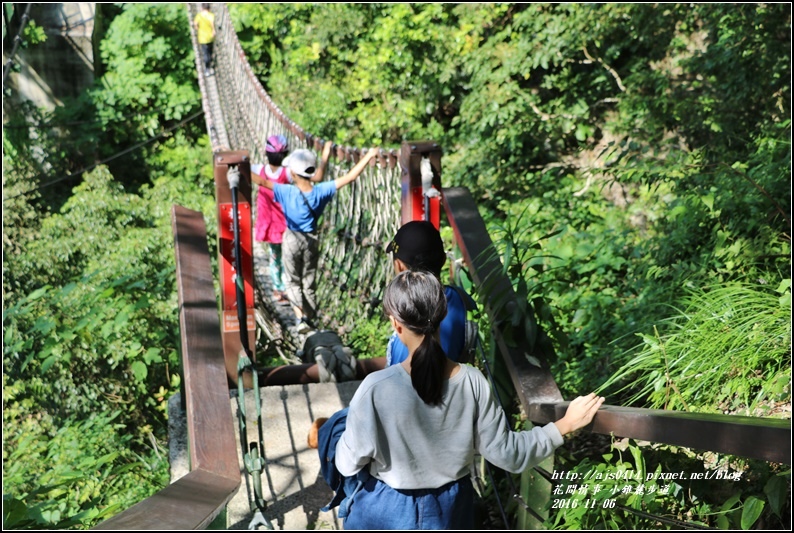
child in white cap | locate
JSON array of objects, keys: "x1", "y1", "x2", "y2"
[{"x1": 258, "y1": 142, "x2": 379, "y2": 333}]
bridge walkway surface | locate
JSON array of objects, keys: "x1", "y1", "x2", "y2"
[
  {"x1": 168, "y1": 380, "x2": 360, "y2": 530},
  {"x1": 167, "y1": 233, "x2": 364, "y2": 530}
]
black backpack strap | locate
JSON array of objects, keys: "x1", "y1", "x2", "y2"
[
  {"x1": 298, "y1": 189, "x2": 319, "y2": 223},
  {"x1": 451, "y1": 284, "x2": 477, "y2": 312}
]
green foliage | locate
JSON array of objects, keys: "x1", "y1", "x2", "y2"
[
  {"x1": 2, "y1": 154, "x2": 213, "y2": 526},
  {"x1": 230, "y1": 3, "x2": 471, "y2": 146},
  {"x1": 3, "y1": 3, "x2": 216, "y2": 527},
  {"x1": 4, "y1": 1, "x2": 790, "y2": 530},
  {"x1": 344, "y1": 313, "x2": 391, "y2": 360},
  {"x1": 548, "y1": 438, "x2": 790, "y2": 530},
  {"x1": 2, "y1": 375, "x2": 168, "y2": 530},
  {"x1": 2, "y1": 129, "x2": 45, "y2": 290},
  {"x1": 93, "y1": 2, "x2": 199, "y2": 138},
  {"x1": 233, "y1": 2, "x2": 790, "y2": 405},
  {"x1": 598, "y1": 281, "x2": 792, "y2": 413},
  {"x1": 21, "y1": 20, "x2": 47, "y2": 46},
  {"x1": 30, "y1": 3, "x2": 204, "y2": 191}
]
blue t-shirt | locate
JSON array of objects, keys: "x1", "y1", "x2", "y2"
[
  {"x1": 273, "y1": 181, "x2": 337, "y2": 232},
  {"x1": 386, "y1": 285, "x2": 470, "y2": 366}
]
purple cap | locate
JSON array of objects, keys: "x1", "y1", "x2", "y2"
[{"x1": 266, "y1": 135, "x2": 288, "y2": 153}]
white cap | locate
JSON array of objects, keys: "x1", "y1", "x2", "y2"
[{"x1": 283, "y1": 149, "x2": 317, "y2": 179}]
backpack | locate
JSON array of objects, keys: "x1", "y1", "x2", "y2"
[
  {"x1": 300, "y1": 330, "x2": 357, "y2": 383},
  {"x1": 450, "y1": 285, "x2": 479, "y2": 363}
]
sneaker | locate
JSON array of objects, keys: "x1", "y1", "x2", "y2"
[
  {"x1": 296, "y1": 318, "x2": 313, "y2": 334},
  {"x1": 314, "y1": 345, "x2": 357, "y2": 383}
]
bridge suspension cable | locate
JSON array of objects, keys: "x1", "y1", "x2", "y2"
[{"x1": 2, "y1": 3, "x2": 32, "y2": 87}]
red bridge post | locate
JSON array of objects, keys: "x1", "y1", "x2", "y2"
[
  {"x1": 399, "y1": 141, "x2": 442, "y2": 229},
  {"x1": 213, "y1": 151, "x2": 256, "y2": 388}
]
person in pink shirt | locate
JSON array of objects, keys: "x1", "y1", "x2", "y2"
[{"x1": 251, "y1": 135, "x2": 292, "y2": 304}]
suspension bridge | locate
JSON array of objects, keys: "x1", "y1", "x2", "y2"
[{"x1": 93, "y1": 3, "x2": 790, "y2": 531}]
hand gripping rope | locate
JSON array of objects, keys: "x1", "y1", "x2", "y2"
[{"x1": 227, "y1": 166, "x2": 274, "y2": 530}]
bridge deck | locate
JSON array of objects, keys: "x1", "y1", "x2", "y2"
[
  {"x1": 167, "y1": 230, "x2": 362, "y2": 530},
  {"x1": 169, "y1": 380, "x2": 360, "y2": 530}
]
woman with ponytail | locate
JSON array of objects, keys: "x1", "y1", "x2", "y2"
[{"x1": 325, "y1": 270, "x2": 605, "y2": 530}]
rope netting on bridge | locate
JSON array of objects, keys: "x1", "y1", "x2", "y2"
[
  {"x1": 185, "y1": 5, "x2": 472, "y2": 529},
  {"x1": 188, "y1": 3, "x2": 404, "y2": 358}
]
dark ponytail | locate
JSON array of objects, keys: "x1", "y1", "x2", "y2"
[
  {"x1": 266, "y1": 151, "x2": 286, "y2": 167},
  {"x1": 383, "y1": 270, "x2": 448, "y2": 405}
]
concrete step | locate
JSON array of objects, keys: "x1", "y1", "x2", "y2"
[{"x1": 169, "y1": 380, "x2": 361, "y2": 530}]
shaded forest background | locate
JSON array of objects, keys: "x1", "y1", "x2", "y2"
[{"x1": 3, "y1": 3, "x2": 790, "y2": 529}]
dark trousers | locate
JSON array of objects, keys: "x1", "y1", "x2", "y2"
[{"x1": 200, "y1": 43, "x2": 213, "y2": 70}]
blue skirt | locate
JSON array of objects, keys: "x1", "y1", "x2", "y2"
[{"x1": 342, "y1": 474, "x2": 474, "y2": 530}]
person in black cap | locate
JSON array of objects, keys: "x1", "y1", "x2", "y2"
[
  {"x1": 384, "y1": 220, "x2": 476, "y2": 366},
  {"x1": 310, "y1": 270, "x2": 604, "y2": 530},
  {"x1": 304, "y1": 220, "x2": 478, "y2": 517}
]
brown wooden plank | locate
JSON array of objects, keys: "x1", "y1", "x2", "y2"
[
  {"x1": 93, "y1": 206, "x2": 240, "y2": 529},
  {"x1": 172, "y1": 205, "x2": 240, "y2": 479},
  {"x1": 93, "y1": 470, "x2": 239, "y2": 530},
  {"x1": 531, "y1": 402, "x2": 791, "y2": 464},
  {"x1": 443, "y1": 186, "x2": 563, "y2": 405}
]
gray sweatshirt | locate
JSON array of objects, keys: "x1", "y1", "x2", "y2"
[{"x1": 335, "y1": 363, "x2": 564, "y2": 490}]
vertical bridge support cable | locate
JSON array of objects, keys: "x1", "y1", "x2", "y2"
[
  {"x1": 213, "y1": 153, "x2": 272, "y2": 529},
  {"x1": 227, "y1": 165, "x2": 272, "y2": 531}
]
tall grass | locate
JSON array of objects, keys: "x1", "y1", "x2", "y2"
[{"x1": 598, "y1": 280, "x2": 791, "y2": 414}]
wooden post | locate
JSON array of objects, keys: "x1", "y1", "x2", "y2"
[
  {"x1": 214, "y1": 151, "x2": 256, "y2": 388},
  {"x1": 399, "y1": 140, "x2": 442, "y2": 229}
]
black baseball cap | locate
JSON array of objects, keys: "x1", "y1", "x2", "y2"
[{"x1": 386, "y1": 221, "x2": 446, "y2": 275}]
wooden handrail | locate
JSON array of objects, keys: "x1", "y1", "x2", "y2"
[
  {"x1": 442, "y1": 186, "x2": 792, "y2": 465},
  {"x1": 443, "y1": 186, "x2": 563, "y2": 407},
  {"x1": 94, "y1": 206, "x2": 240, "y2": 529},
  {"x1": 532, "y1": 402, "x2": 791, "y2": 464}
]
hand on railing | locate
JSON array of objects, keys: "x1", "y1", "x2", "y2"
[
  {"x1": 553, "y1": 393, "x2": 605, "y2": 436},
  {"x1": 333, "y1": 147, "x2": 379, "y2": 190},
  {"x1": 312, "y1": 140, "x2": 335, "y2": 183}
]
